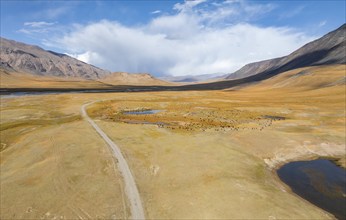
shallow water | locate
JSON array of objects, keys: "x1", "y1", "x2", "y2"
[
  {"x1": 263, "y1": 115, "x2": 285, "y2": 120},
  {"x1": 123, "y1": 110, "x2": 161, "y2": 115},
  {"x1": 0, "y1": 91, "x2": 59, "y2": 98},
  {"x1": 0, "y1": 90, "x2": 83, "y2": 98},
  {"x1": 277, "y1": 159, "x2": 346, "y2": 219}
]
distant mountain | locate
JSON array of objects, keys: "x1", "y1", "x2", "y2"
[
  {"x1": 225, "y1": 23, "x2": 346, "y2": 80},
  {"x1": 100, "y1": 72, "x2": 171, "y2": 85},
  {"x1": 1, "y1": 24, "x2": 344, "y2": 91},
  {"x1": 0, "y1": 37, "x2": 110, "y2": 79},
  {"x1": 0, "y1": 37, "x2": 171, "y2": 86},
  {"x1": 160, "y1": 73, "x2": 226, "y2": 83}
]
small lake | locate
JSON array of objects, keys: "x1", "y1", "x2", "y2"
[
  {"x1": 123, "y1": 110, "x2": 161, "y2": 115},
  {"x1": 277, "y1": 159, "x2": 346, "y2": 219}
]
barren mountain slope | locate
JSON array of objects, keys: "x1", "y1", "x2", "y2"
[
  {"x1": 226, "y1": 23, "x2": 345, "y2": 80},
  {"x1": 0, "y1": 37, "x2": 110, "y2": 79}
]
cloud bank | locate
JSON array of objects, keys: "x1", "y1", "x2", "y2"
[{"x1": 54, "y1": 0, "x2": 315, "y2": 76}]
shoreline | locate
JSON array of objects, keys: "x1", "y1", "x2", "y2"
[
  {"x1": 269, "y1": 151, "x2": 345, "y2": 220},
  {"x1": 264, "y1": 142, "x2": 346, "y2": 171}
]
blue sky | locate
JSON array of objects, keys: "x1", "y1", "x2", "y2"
[{"x1": 1, "y1": 0, "x2": 345, "y2": 76}]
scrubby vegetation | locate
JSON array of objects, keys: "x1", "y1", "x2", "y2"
[{"x1": 88, "y1": 98, "x2": 287, "y2": 132}]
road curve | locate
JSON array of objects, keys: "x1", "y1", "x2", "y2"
[{"x1": 81, "y1": 102, "x2": 145, "y2": 220}]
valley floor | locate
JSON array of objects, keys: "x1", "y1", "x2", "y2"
[{"x1": 1, "y1": 65, "x2": 345, "y2": 219}]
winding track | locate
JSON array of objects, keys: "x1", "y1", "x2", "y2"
[{"x1": 81, "y1": 102, "x2": 145, "y2": 220}]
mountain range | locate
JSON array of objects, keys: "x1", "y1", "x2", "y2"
[
  {"x1": 0, "y1": 38, "x2": 109, "y2": 79},
  {"x1": 225, "y1": 23, "x2": 345, "y2": 80},
  {"x1": 0, "y1": 23, "x2": 345, "y2": 90},
  {"x1": 159, "y1": 73, "x2": 226, "y2": 83},
  {"x1": 0, "y1": 37, "x2": 170, "y2": 86}
]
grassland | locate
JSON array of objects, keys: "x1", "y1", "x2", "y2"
[
  {"x1": 1, "y1": 65, "x2": 345, "y2": 219},
  {"x1": 0, "y1": 69, "x2": 113, "y2": 89}
]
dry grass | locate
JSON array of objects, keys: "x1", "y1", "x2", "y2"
[
  {"x1": 0, "y1": 69, "x2": 114, "y2": 89},
  {"x1": 0, "y1": 95, "x2": 131, "y2": 219},
  {"x1": 1, "y1": 65, "x2": 345, "y2": 219}
]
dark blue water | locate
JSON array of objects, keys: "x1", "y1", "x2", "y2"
[
  {"x1": 123, "y1": 110, "x2": 161, "y2": 115},
  {"x1": 277, "y1": 159, "x2": 346, "y2": 219}
]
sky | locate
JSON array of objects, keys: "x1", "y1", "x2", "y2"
[{"x1": 1, "y1": 0, "x2": 345, "y2": 76}]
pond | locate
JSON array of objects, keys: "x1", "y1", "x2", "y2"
[
  {"x1": 123, "y1": 110, "x2": 161, "y2": 115},
  {"x1": 277, "y1": 159, "x2": 346, "y2": 219},
  {"x1": 263, "y1": 115, "x2": 286, "y2": 120}
]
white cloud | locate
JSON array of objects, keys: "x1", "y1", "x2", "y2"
[
  {"x1": 50, "y1": 0, "x2": 315, "y2": 76},
  {"x1": 19, "y1": 21, "x2": 57, "y2": 35},
  {"x1": 173, "y1": 0, "x2": 207, "y2": 12},
  {"x1": 151, "y1": 10, "x2": 161, "y2": 14},
  {"x1": 67, "y1": 51, "x2": 103, "y2": 65},
  {"x1": 18, "y1": 28, "x2": 47, "y2": 34},
  {"x1": 24, "y1": 21, "x2": 55, "y2": 28},
  {"x1": 318, "y1": 20, "x2": 327, "y2": 27}
]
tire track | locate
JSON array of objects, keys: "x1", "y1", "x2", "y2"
[{"x1": 81, "y1": 102, "x2": 145, "y2": 220}]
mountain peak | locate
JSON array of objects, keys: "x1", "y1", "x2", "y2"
[{"x1": 0, "y1": 37, "x2": 110, "y2": 79}]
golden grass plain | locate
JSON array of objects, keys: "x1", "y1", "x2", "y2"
[{"x1": 1, "y1": 65, "x2": 345, "y2": 219}]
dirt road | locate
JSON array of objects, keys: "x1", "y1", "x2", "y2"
[{"x1": 81, "y1": 102, "x2": 145, "y2": 220}]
